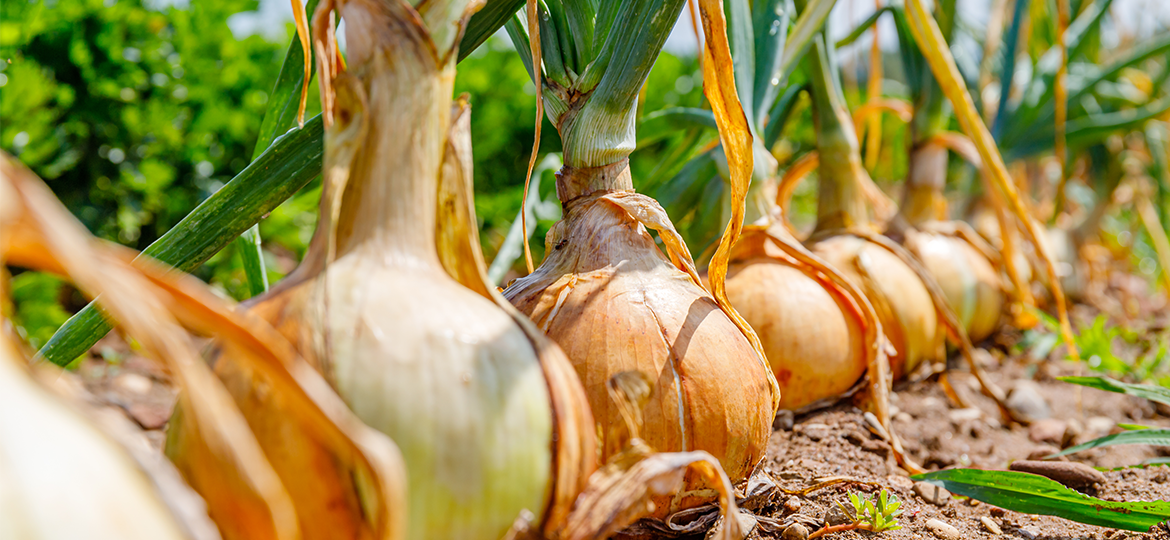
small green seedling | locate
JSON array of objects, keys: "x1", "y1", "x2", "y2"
[
  {"x1": 809, "y1": 489, "x2": 903, "y2": 538},
  {"x1": 842, "y1": 489, "x2": 903, "y2": 532}
]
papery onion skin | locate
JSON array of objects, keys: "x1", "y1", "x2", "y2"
[
  {"x1": 811, "y1": 235, "x2": 942, "y2": 380},
  {"x1": 724, "y1": 233, "x2": 867, "y2": 410},
  {"x1": 505, "y1": 179, "x2": 774, "y2": 516},
  {"x1": 0, "y1": 341, "x2": 189, "y2": 540}
]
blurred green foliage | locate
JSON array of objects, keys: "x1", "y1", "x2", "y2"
[
  {"x1": 1, "y1": 0, "x2": 288, "y2": 248},
  {"x1": 0, "y1": 0, "x2": 710, "y2": 343}
]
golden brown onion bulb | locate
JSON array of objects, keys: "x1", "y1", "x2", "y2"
[
  {"x1": 505, "y1": 165, "x2": 775, "y2": 516},
  {"x1": 723, "y1": 228, "x2": 867, "y2": 410},
  {"x1": 810, "y1": 234, "x2": 943, "y2": 380},
  {"x1": 905, "y1": 232, "x2": 1003, "y2": 342}
]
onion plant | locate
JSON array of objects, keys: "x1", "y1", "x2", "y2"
[{"x1": 500, "y1": 0, "x2": 782, "y2": 516}]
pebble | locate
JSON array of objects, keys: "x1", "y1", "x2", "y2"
[
  {"x1": 948, "y1": 407, "x2": 983, "y2": 423},
  {"x1": 784, "y1": 496, "x2": 802, "y2": 513},
  {"x1": 781, "y1": 523, "x2": 808, "y2": 540},
  {"x1": 1017, "y1": 525, "x2": 1042, "y2": 539},
  {"x1": 1006, "y1": 380, "x2": 1053, "y2": 423},
  {"x1": 980, "y1": 516, "x2": 1002, "y2": 534},
  {"x1": 1026, "y1": 444, "x2": 1066, "y2": 461},
  {"x1": 925, "y1": 518, "x2": 959, "y2": 539},
  {"x1": 913, "y1": 481, "x2": 952, "y2": 506},
  {"x1": 887, "y1": 474, "x2": 914, "y2": 490},
  {"x1": 774, "y1": 410, "x2": 795, "y2": 431},
  {"x1": 1086, "y1": 416, "x2": 1116, "y2": 436},
  {"x1": 1028, "y1": 418, "x2": 1067, "y2": 445},
  {"x1": 114, "y1": 373, "x2": 152, "y2": 395},
  {"x1": 127, "y1": 402, "x2": 170, "y2": 430},
  {"x1": 823, "y1": 502, "x2": 850, "y2": 526},
  {"x1": 1064, "y1": 418, "x2": 1084, "y2": 445},
  {"x1": 1009, "y1": 460, "x2": 1106, "y2": 490},
  {"x1": 800, "y1": 423, "x2": 830, "y2": 441},
  {"x1": 894, "y1": 412, "x2": 914, "y2": 424}
]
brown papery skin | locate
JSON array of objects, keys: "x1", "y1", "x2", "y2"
[{"x1": 505, "y1": 164, "x2": 774, "y2": 517}]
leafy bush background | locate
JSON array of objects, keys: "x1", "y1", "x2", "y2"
[{"x1": 0, "y1": 0, "x2": 709, "y2": 347}]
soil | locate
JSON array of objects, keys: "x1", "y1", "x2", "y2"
[{"x1": 61, "y1": 293, "x2": 1170, "y2": 539}]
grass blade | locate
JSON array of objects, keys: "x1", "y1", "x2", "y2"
[
  {"x1": 913, "y1": 469, "x2": 1170, "y2": 532},
  {"x1": 37, "y1": 115, "x2": 325, "y2": 367},
  {"x1": 1047, "y1": 429, "x2": 1170, "y2": 458},
  {"x1": 1057, "y1": 376, "x2": 1170, "y2": 406}
]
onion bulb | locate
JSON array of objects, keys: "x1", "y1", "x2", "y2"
[
  {"x1": 504, "y1": 0, "x2": 778, "y2": 517},
  {"x1": 168, "y1": 1, "x2": 600, "y2": 539},
  {"x1": 798, "y1": 34, "x2": 944, "y2": 380},
  {"x1": 2, "y1": 154, "x2": 406, "y2": 540},
  {"x1": 0, "y1": 339, "x2": 195, "y2": 540},
  {"x1": 898, "y1": 142, "x2": 1005, "y2": 342}
]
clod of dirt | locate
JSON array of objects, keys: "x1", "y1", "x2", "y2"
[
  {"x1": 924, "y1": 518, "x2": 959, "y2": 539},
  {"x1": 780, "y1": 523, "x2": 808, "y2": 540},
  {"x1": 1006, "y1": 380, "x2": 1053, "y2": 423},
  {"x1": 1008, "y1": 460, "x2": 1107, "y2": 490},
  {"x1": 1028, "y1": 418, "x2": 1068, "y2": 445},
  {"x1": 978, "y1": 516, "x2": 1002, "y2": 534},
  {"x1": 913, "y1": 481, "x2": 952, "y2": 506}
]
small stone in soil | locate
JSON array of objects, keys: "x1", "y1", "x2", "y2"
[
  {"x1": 1026, "y1": 444, "x2": 1067, "y2": 461},
  {"x1": 989, "y1": 507, "x2": 1005, "y2": 518},
  {"x1": 114, "y1": 373, "x2": 153, "y2": 395},
  {"x1": 784, "y1": 496, "x2": 801, "y2": 513},
  {"x1": 1006, "y1": 380, "x2": 1052, "y2": 423},
  {"x1": 781, "y1": 523, "x2": 808, "y2": 540},
  {"x1": 887, "y1": 474, "x2": 914, "y2": 490},
  {"x1": 1028, "y1": 418, "x2": 1067, "y2": 445},
  {"x1": 948, "y1": 407, "x2": 983, "y2": 423},
  {"x1": 774, "y1": 410, "x2": 795, "y2": 431},
  {"x1": 1086, "y1": 416, "x2": 1116, "y2": 436},
  {"x1": 823, "y1": 502, "x2": 850, "y2": 526},
  {"x1": 1009, "y1": 460, "x2": 1106, "y2": 490},
  {"x1": 1016, "y1": 525, "x2": 1041, "y2": 539},
  {"x1": 894, "y1": 412, "x2": 914, "y2": 423},
  {"x1": 913, "y1": 481, "x2": 952, "y2": 506},
  {"x1": 799, "y1": 423, "x2": 830, "y2": 441},
  {"x1": 127, "y1": 402, "x2": 170, "y2": 430},
  {"x1": 980, "y1": 516, "x2": 1002, "y2": 534},
  {"x1": 925, "y1": 518, "x2": 960, "y2": 540}
]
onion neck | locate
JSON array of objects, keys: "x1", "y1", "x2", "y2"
[
  {"x1": 555, "y1": 158, "x2": 633, "y2": 202},
  {"x1": 806, "y1": 34, "x2": 871, "y2": 234},
  {"x1": 899, "y1": 143, "x2": 949, "y2": 226},
  {"x1": 333, "y1": 38, "x2": 455, "y2": 271}
]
